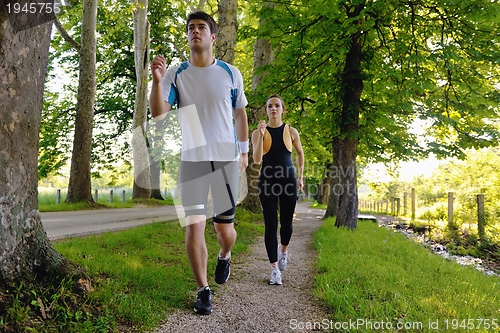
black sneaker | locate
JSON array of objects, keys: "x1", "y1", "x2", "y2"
[
  {"x1": 214, "y1": 257, "x2": 231, "y2": 284},
  {"x1": 194, "y1": 286, "x2": 212, "y2": 315}
]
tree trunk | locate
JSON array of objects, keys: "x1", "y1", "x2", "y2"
[
  {"x1": 150, "y1": 189, "x2": 164, "y2": 201},
  {"x1": 251, "y1": 2, "x2": 275, "y2": 92},
  {"x1": 66, "y1": 0, "x2": 98, "y2": 203},
  {"x1": 149, "y1": 146, "x2": 164, "y2": 200},
  {"x1": 149, "y1": 120, "x2": 166, "y2": 200},
  {"x1": 319, "y1": 164, "x2": 332, "y2": 204},
  {"x1": 333, "y1": 137, "x2": 358, "y2": 229},
  {"x1": 324, "y1": 181, "x2": 338, "y2": 218},
  {"x1": 241, "y1": 156, "x2": 263, "y2": 213},
  {"x1": 240, "y1": 3, "x2": 274, "y2": 212},
  {"x1": 131, "y1": 0, "x2": 152, "y2": 199},
  {"x1": 0, "y1": 7, "x2": 88, "y2": 288},
  {"x1": 333, "y1": 4, "x2": 364, "y2": 230},
  {"x1": 324, "y1": 147, "x2": 339, "y2": 218},
  {"x1": 216, "y1": 0, "x2": 237, "y2": 64},
  {"x1": 316, "y1": 179, "x2": 326, "y2": 204}
]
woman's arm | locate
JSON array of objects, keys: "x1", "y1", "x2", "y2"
[
  {"x1": 251, "y1": 120, "x2": 267, "y2": 164},
  {"x1": 290, "y1": 126, "x2": 304, "y2": 191}
]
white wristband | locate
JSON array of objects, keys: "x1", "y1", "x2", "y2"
[{"x1": 238, "y1": 140, "x2": 249, "y2": 153}]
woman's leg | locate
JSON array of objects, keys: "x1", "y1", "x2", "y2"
[
  {"x1": 279, "y1": 177, "x2": 297, "y2": 247},
  {"x1": 259, "y1": 179, "x2": 279, "y2": 264}
]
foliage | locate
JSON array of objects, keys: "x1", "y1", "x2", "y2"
[
  {"x1": 41, "y1": 0, "x2": 261, "y2": 185},
  {"x1": 251, "y1": 0, "x2": 500, "y2": 165},
  {"x1": 0, "y1": 277, "x2": 111, "y2": 333},
  {"x1": 42, "y1": 0, "x2": 193, "y2": 181},
  {"x1": 39, "y1": 90, "x2": 74, "y2": 179},
  {"x1": 41, "y1": 0, "x2": 500, "y2": 218}
]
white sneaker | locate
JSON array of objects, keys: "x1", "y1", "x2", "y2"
[
  {"x1": 278, "y1": 245, "x2": 288, "y2": 271},
  {"x1": 269, "y1": 268, "x2": 282, "y2": 285}
]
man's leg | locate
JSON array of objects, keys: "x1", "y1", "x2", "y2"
[
  {"x1": 180, "y1": 161, "x2": 214, "y2": 315},
  {"x1": 212, "y1": 161, "x2": 239, "y2": 284},
  {"x1": 213, "y1": 221, "x2": 236, "y2": 285},
  {"x1": 212, "y1": 160, "x2": 239, "y2": 258},
  {"x1": 186, "y1": 214, "x2": 213, "y2": 315},
  {"x1": 214, "y1": 222, "x2": 237, "y2": 258},
  {"x1": 180, "y1": 161, "x2": 212, "y2": 288},
  {"x1": 186, "y1": 215, "x2": 208, "y2": 289}
]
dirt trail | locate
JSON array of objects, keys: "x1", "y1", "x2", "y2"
[{"x1": 152, "y1": 202, "x2": 332, "y2": 333}]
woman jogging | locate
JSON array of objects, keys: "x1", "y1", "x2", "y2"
[{"x1": 251, "y1": 94, "x2": 304, "y2": 285}]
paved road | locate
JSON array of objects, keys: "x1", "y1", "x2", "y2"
[{"x1": 41, "y1": 205, "x2": 179, "y2": 240}]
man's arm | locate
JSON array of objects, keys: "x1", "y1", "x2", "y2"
[
  {"x1": 233, "y1": 107, "x2": 249, "y2": 169},
  {"x1": 149, "y1": 54, "x2": 172, "y2": 120},
  {"x1": 150, "y1": 83, "x2": 171, "y2": 121}
]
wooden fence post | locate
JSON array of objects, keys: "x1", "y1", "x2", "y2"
[
  {"x1": 448, "y1": 192, "x2": 454, "y2": 229},
  {"x1": 477, "y1": 194, "x2": 485, "y2": 241},
  {"x1": 122, "y1": 190, "x2": 126, "y2": 202},
  {"x1": 94, "y1": 189, "x2": 98, "y2": 202},
  {"x1": 56, "y1": 189, "x2": 61, "y2": 204},
  {"x1": 411, "y1": 188, "x2": 416, "y2": 220},
  {"x1": 110, "y1": 190, "x2": 114, "y2": 204},
  {"x1": 403, "y1": 192, "x2": 407, "y2": 216}
]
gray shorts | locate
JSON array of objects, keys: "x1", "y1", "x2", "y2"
[{"x1": 179, "y1": 160, "x2": 238, "y2": 223}]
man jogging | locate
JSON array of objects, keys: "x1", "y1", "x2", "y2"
[{"x1": 149, "y1": 11, "x2": 249, "y2": 315}]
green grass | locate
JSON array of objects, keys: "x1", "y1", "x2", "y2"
[
  {"x1": 313, "y1": 218, "x2": 500, "y2": 332},
  {"x1": 311, "y1": 201, "x2": 327, "y2": 209},
  {"x1": 6, "y1": 202, "x2": 500, "y2": 332},
  {"x1": 55, "y1": 209, "x2": 263, "y2": 331},
  {"x1": 38, "y1": 191, "x2": 174, "y2": 212},
  {"x1": 1, "y1": 209, "x2": 263, "y2": 332}
]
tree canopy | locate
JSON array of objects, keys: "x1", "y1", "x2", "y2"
[
  {"x1": 40, "y1": 0, "x2": 500, "y2": 225},
  {"x1": 252, "y1": 0, "x2": 500, "y2": 162}
]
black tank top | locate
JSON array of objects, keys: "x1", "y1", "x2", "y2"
[{"x1": 261, "y1": 123, "x2": 295, "y2": 179}]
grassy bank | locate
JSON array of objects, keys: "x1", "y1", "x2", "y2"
[
  {"x1": 313, "y1": 218, "x2": 500, "y2": 332},
  {"x1": 38, "y1": 190, "x2": 174, "y2": 212},
  {"x1": 1, "y1": 209, "x2": 263, "y2": 332}
]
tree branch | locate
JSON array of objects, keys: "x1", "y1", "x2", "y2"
[{"x1": 53, "y1": 15, "x2": 81, "y2": 52}]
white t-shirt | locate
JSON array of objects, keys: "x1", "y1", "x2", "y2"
[{"x1": 161, "y1": 59, "x2": 248, "y2": 161}]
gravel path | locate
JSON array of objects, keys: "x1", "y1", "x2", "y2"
[{"x1": 152, "y1": 201, "x2": 331, "y2": 333}]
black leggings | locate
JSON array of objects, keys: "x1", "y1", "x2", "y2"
[{"x1": 258, "y1": 176, "x2": 297, "y2": 263}]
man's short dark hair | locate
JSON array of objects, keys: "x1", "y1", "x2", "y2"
[{"x1": 186, "y1": 11, "x2": 218, "y2": 35}]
